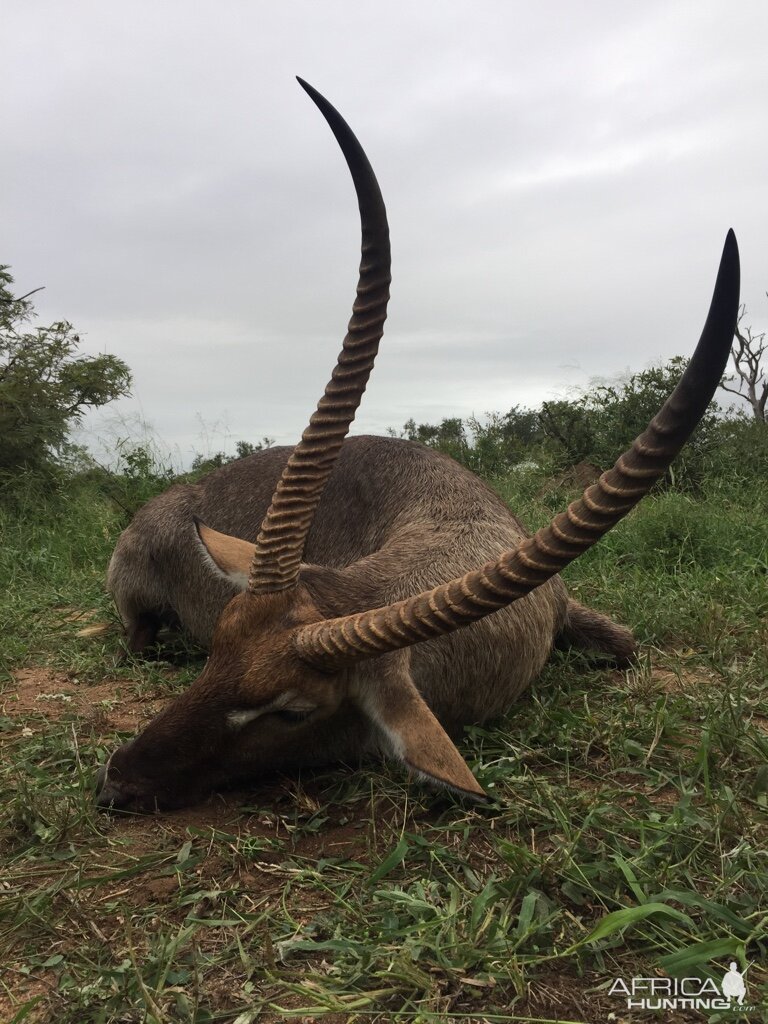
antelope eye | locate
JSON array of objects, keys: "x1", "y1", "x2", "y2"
[
  {"x1": 272, "y1": 708, "x2": 314, "y2": 724},
  {"x1": 226, "y1": 701, "x2": 317, "y2": 730}
]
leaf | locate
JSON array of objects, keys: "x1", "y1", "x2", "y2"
[
  {"x1": 649, "y1": 889, "x2": 752, "y2": 937},
  {"x1": 369, "y1": 837, "x2": 409, "y2": 884},
  {"x1": 659, "y1": 937, "x2": 745, "y2": 975},
  {"x1": 470, "y1": 875, "x2": 498, "y2": 932},
  {"x1": 8, "y1": 996, "x2": 45, "y2": 1024},
  {"x1": 515, "y1": 890, "x2": 540, "y2": 939},
  {"x1": 276, "y1": 937, "x2": 363, "y2": 962},
  {"x1": 612, "y1": 855, "x2": 647, "y2": 904},
  {"x1": 561, "y1": 880, "x2": 590, "y2": 905},
  {"x1": 580, "y1": 902, "x2": 694, "y2": 946},
  {"x1": 76, "y1": 622, "x2": 112, "y2": 637},
  {"x1": 232, "y1": 1012, "x2": 259, "y2": 1024},
  {"x1": 176, "y1": 840, "x2": 193, "y2": 865}
]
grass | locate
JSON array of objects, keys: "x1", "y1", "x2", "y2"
[{"x1": 0, "y1": 463, "x2": 767, "y2": 1023}]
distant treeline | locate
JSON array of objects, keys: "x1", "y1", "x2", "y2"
[
  {"x1": 388, "y1": 356, "x2": 766, "y2": 491},
  {"x1": 3, "y1": 260, "x2": 766, "y2": 510}
]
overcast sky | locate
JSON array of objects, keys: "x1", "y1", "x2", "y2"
[{"x1": 4, "y1": 1, "x2": 767, "y2": 467}]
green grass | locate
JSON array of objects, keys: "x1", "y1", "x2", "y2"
[{"x1": 1, "y1": 466, "x2": 767, "y2": 1022}]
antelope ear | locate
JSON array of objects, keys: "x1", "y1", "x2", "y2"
[
  {"x1": 194, "y1": 518, "x2": 255, "y2": 591},
  {"x1": 354, "y1": 654, "x2": 487, "y2": 800}
]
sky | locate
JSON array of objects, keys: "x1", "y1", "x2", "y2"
[{"x1": 3, "y1": 1, "x2": 767, "y2": 468}]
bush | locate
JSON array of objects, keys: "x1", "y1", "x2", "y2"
[
  {"x1": 394, "y1": 357, "x2": 745, "y2": 492},
  {"x1": 0, "y1": 266, "x2": 131, "y2": 483},
  {"x1": 539, "y1": 357, "x2": 723, "y2": 488},
  {"x1": 395, "y1": 407, "x2": 545, "y2": 478},
  {"x1": 188, "y1": 437, "x2": 275, "y2": 478}
]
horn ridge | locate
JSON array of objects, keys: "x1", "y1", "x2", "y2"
[
  {"x1": 294, "y1": 231, "x2": 739, "y2": 669},
  {"x1": 248, "y1": 80, "x2": 391, "y2": 595}
]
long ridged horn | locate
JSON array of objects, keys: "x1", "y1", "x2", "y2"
[
  {"x1": 294, "y1": 231, "x2": 740, "y2": 668},
  {"x1": 248, "y1": 78, "x2": 391, "y2": 594}
]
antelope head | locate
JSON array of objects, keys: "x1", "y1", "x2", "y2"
[{"x1": 95, "y1": 79, "x2": 740, "y2": 812}]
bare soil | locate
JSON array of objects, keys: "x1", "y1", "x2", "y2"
[
  {"x1": 3, "y1": 667, "x2": 160, "y2": 733},
  {"x1": 0, "y1": 665, "x2": 740, "y2": 1023},
  {"x1": 2, "y1": 665, "x2": 379, "y2": 862}
]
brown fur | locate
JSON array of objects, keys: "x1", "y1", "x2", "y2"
[
  {"x1": 100, "y1": 436, "x2": 633, "y2": 810},
  {"x1": 109, "y1": 436, "x2": 619, "y2": 721},
  {"x1": 94, "y1": 77, "x2": 738, "y2": 813},
  {"x1": 560, "y1": 600, "x2": 636, "y2": 666}
]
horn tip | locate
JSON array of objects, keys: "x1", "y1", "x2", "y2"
[
  {"x1": 720, "y1": 228, "x2": 740, "y2": 303},
  {"x1": 296, "y1": 76, "x2": 316, "y2": 98}
]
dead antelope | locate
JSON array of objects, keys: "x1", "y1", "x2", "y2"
[{"x1": 98, "y1": 78, "x2": 740, "y2": 811}]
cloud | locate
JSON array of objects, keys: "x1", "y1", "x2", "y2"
[{"x1": 3, "y1": 0, "x2": 767, "y2": 462}]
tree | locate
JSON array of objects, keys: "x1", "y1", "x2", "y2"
[
  {"x1": 539, "y1": 399, "x2": 594, "y2": 468},
  {"x1": 391, "y1": 409, "x2": 544, "y2": 478},
  {"x1": 396, "y1": 416, "x2": 470, "y2": 466},
  {"x1": 0, "y1": 266, "x2": 131, "y2": 476},
  {"x1": 539, "y1": 357, "x2": 721, "y2": 487},
  {"x1": 719, "y1": 302, "x2": 767, "y2": 422},
  {"x1": 189, "y1": 437, "x2": 275, "y2": 475}
]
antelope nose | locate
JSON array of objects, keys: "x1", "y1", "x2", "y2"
[
  {"x1": 95, "y1": 777, "x2": 124, "y2": 809},
  {"x1": 94, "y1": 760, "x2": 125, "y2": 809}
]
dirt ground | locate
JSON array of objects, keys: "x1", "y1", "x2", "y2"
[
  {"x1": 0, "y1": 664, "x2": 745, "y2": 1024},
  {"x1": 3, "y1": 664, "x2": 379, "y2": 839},
  {"x1": 4, "y1": 666, "x2": 161, "y2": 732}
]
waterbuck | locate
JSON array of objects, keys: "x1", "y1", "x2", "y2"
[{"x1": 98, "y1": 79, "x2": 740, "y2": 811}]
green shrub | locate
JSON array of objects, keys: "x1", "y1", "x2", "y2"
[{"x1": 0, "y1": 266, "x2": 131, "y2": 482}]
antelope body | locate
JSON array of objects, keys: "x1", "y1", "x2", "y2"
[
  {"x1": 98, "y1": 79, "x2": 740, "y2": 812},
  {"x1": 109, "y1": 435, "x2": 631, "y2": 724}
]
